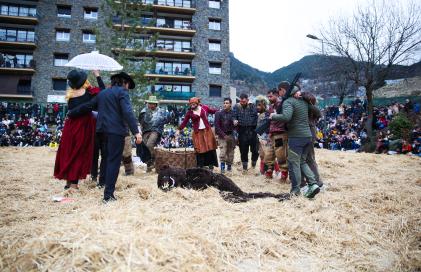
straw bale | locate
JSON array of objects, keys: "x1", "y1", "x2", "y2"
[{"x1": 0, "y1": 147, "x2": 420, "y2": 271}]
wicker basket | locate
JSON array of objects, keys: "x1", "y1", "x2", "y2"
[{"x1": 154, "y1": 148, "x2": 197, "y2": 173}]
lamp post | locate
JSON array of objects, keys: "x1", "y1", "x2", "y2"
[{"x1": 306, "y1": 34, "x2": 325, "y2": 55}]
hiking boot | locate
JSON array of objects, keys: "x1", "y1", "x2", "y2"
[
  {"x1": 304, "y1": 184, "x2": 320, "y2": 199},
  {"x1": 102, "y1": 195, "x2": 117, "y2": 204},
  {"x1": 251, "y1": 160, "x2": 257, "y2": 169}
]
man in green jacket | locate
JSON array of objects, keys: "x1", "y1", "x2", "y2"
[{"x1": 270, "y1": 86, "x2": 321, "y2": 198}]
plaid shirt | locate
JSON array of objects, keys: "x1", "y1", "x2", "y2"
[{"x1": 233, "y1": 103, "x2": 257, "y2": 127}]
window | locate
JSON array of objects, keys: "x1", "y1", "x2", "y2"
[
  {"x1": 6, "y1": 29, "x2": 16, "y2": 41},
  {"x1": 209, "y1": 85, "x2": 222, "y2": 97},
  {"x1": 84, "y1": 8, "x2": 98, "y2": 20},
  {"x1": 53, "y1": 79, "x2": 67, "y2": 91},
  {"x1": 0, "y1": 28, "x2": 5, "y2": 40},
  {"x1": 209, "y1": 40, "x2": 221, "y2": 51},
  {"x1": 19, "y1": 6, "x2": 28, "y2": 16},
  {"x1": 54, "y1": 54, "x2": 69, "y2": 66},
  {"x1": 56, "y1": 30, "x2": 70, "y2": 41},
  {"x1": 209, "y1": 0, "x2": 221, "y2": 9},
  {"x1": 57, "y1": 5, "x2": 71, "y2": 18},
  {"x1": 209, "y1": 19, "x2": 221, "y2": 31},
  {"x1": 82, "y1": 31, "x2": 96, "y2": 43},
  {"x1": 1, "y1": 5, "x2": 8, "y2": 15},
  {"x1": 209, "y1": 62, "x2": 222, "y2": 74},
  {"x1": 8, "y1": 6, "x2": 18, "y2": 16}
]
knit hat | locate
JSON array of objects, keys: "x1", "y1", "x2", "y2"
[
  {"x1": 290, "y1": 86, "x2": 300, "y2": 96},
  {"x1": 67, "y1": 70, "x2": 87, "y2": 89}
]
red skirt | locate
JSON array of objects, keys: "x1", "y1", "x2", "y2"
[{"x1": 54, "y1": 114, "x2": 96, "y2": 181}]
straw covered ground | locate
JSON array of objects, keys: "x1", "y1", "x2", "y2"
[{"x1": 0, "y1": 147, "x2": 420, "y2": 271}]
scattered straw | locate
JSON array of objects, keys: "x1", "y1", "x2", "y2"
[{"x1": 0, "y1": 147, "x2": 420, "y2": 271}]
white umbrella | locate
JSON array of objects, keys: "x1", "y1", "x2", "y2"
[{"x1": 65, "y1": 51, "x2": 123, "y2": 71}]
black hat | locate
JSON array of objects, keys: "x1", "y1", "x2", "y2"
[
  {"x1": 111, "y1": 72, "x2": 135, "y2": 89},
  {"x1": 67, "y1": 70, "x2": 88, "y2": 89}
]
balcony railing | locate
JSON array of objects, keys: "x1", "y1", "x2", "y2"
[
  {"x1": 0, "y1": 36, "x2": 36, "y2": 44},
  {"x1": 154, "y1": 90, "x2": 195, "y2": 100},
  {"x1": 147, "y1": 67, "x2": 195, "y2": 76},
  {"x1": 113, "y1": 16, "x2": 194, "y2": 31}
]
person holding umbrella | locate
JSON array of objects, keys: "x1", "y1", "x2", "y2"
[
  {"x1": 54, "y1": 70, "x2": 101, "y2": 190},
  {"x1": 67, "y1": 72, "x2": 142, "y2": 203}
]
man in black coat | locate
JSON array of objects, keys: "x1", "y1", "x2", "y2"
[{"x1": 68, "y1": 72, "x2": 142, "y2": 203}]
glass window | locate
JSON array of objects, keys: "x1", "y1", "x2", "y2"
[
  {"x1": 209, "y1": 40, "x2": 221, "y2": 51},
  {"x1": 209, "y1": 19, "x2": 221, "y2": 31},
  {"x1": 164, "y1": 63, "x2": 172, "y2": 74},
  {"x1": 17, "y1": 30, "x2": 27, "y2": 42},
  {"x1": 57, "y1": 6, "x2": 71, "y2": 17},
  {"x1": 1, "y1": 5, "x2": 8, "y2": 15},
  {"x1": 6, "y1": 29, "x2": 16, "y2": 41},
  {"x1": 174, "y1": 0, "x2": 183, "y2": 7},
  {"x1": 0, "y1": 28, "x2": 6, "y2": 40},
  {"x1": 27, "y1": 31, "x2": 35, "y2": 42},
  {"x1": 182, "y1": 85, "x2": 191, "y2": 93},
  {"x1": 173, "y1": 85, "x2": 182, "y2": 92},
  {"x1": 167, "y1": 0, "x2": 175, "y2": 6},
  {"x1": 174, "y1": 41, "x2": 182, "y2": 52},
  {"x1": 182, "y1": 41, "x2": 191, "y2": 52},
  {"x1": 209, "y1": 62, "x2": 222, "y2": 74},
  {"x1": 174, "y1": 20, "x2": 182, "y2": 29},
  {"x1": 82, "y1": 32, "x2": 96, "y2": 43},
  {"x1": 181, "y1": 63, "x2": 191, "y2": 75},
  {"x1": 53, "y1": 79, "x2": 67, "y2": 91},
  {"x1": 19, "y1": 6, "x2": 29, "y2": 16},
  {"x1": 9, "y1": 6, "x2": 19, "y2": 16},
  {"x1": 165, "y1": 40, "x2": 174, "y2": 50},
  {"x1": 155, "y1": 84, "x2": 164, "y2": 92},
  {"x1": 156, "y1": 62, "x2": 164, "y2": 73},
  {"x1": 156, "y1": 18, "x2": 166, "y2": 27},
  {"x1": 16, "y1": 54, "x2": 25, "y2": 67},
  {"x1": 209, "y1": 85, "x2": 222, "y2": 97},
  {"x1": 184, "y1": 0, "x2": 191, "y2": 8},
  {"x1": 173, "y1": 63, "x2": 182, "y2": 75},
  {"x1": 25, "y1": 55, "x2": 33, "y2": 67},
  {"x1": 164, "y1": 85, "x2": 172, "y2": 92},
  {"x1": 28, "y1": 8, "x2": 36, "y2": 17},
  {"x1": 209, "y1": 0, "x2": 221, "y2": 9},
  {"x1": 56, "y1": 30, "x2": 70, "y2": 41},
  {"x1": 54, "y1": 54, "x2": 69, "y2": 66},
  {"x1": 84, "y1": 8, "x2": 98, "y2": 20},
  {"x1": 156, "y1": 40, "x2": 165, "y2": 50}
]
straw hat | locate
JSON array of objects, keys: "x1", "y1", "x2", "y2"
[{"x1": 145, "y1": 96, "x2": 159, "y2": 104}]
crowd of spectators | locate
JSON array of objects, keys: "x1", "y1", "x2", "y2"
[
  {"x1": 0, "y1": 102, "x2": 64, "y2": 147},
  {"x1": 315, "y1": 98, "x2": 421, "y2": 156},
  {"x1": 1, "y1": 99, "x2": 420, "y2": 157}
]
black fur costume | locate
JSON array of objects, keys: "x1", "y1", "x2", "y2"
[{"x1": 157, "y1": 166, "x2": 290, "y2": 203}]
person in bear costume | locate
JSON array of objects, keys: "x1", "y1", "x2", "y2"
[{"x1": 157, "y1": 165, "x2": 290, "y2": 203}]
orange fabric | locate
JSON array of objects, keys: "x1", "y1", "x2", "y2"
[{"x1": 192, "y1": 128, "x2": 217, "y2": 154}]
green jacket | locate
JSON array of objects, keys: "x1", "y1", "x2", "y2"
[{"x1": 271, "y1": 98, "x2": 321, "y2": 138}]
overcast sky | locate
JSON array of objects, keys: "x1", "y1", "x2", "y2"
[{"x1": 229, "y1": 0, "x2": 362, "y2": 72}]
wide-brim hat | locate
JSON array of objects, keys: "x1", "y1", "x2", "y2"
[
  {"x1": 67, "y1": 70, "x2": 88, "y2": 89},
  {"x1": 111, "y1": 72, "x2": 135, "y2": 89},
  {"x1": 145, "y1": 95, "x2": 159, "y2": 104}
]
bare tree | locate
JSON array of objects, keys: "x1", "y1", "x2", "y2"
[{"x1": 319, "y1": 0, "x2": 421, "y2": 149}]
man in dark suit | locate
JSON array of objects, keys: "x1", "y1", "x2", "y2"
[{"x1": 68, "y1": 72, "x2": 142, "y2": 203}]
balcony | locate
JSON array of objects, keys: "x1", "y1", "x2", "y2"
[
  {"x1": 154, "y1": 90, "x2": 195, "y2": 100},
  {"x1": 145, "y1": 68, "x2": 196, "y2": 82},
  {"x1": 122, "y1": 0, "x2": 196, "y2": 15},
  {"x1": 0, "y1": 13, "x2": 38, "y2": 25},
  {"x1": 0, "y1": 58, "x2": 36, "y2": 74},
  {"x1": 112, "y1": 17, "x2": 196, "y2": 37},
  {"x1": 0, "y1": 37, "x2": 37, "y2": 49},
  {"x1": 112, "y1": 47, "x2": 195, "y2": 59}
]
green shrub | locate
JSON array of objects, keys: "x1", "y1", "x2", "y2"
[{"x1": 389, "y1": 113, "x2": 413, "y2": 140}]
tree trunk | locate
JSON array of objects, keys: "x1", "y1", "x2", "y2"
[
  {"x1": 364, "y1": 87, "x2": 376, "y2": 152},
  {"x1": 338, "y1": 92, "x2": 345, "y2": 105}
]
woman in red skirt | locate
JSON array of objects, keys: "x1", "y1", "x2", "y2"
[
  {"x1": 54, "y1": 70, "x2": 100, "y2": 190},
  {"x1": 178, "y1": 97, "x2": 219, "y2": 169}
]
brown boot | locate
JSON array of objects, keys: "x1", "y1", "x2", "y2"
[{"x1": 123, "y1": 156, "x2": 134, "y2": 175}]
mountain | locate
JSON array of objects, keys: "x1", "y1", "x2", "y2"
[{"x1": 229, "y1": 53, "x2": 421, "y2": 96}]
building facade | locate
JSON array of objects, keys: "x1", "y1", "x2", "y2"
[{"x1": 0, "y1": 0, "x2": 230, "y2": 105}]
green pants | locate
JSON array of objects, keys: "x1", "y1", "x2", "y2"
[{"x1": 287, "y1": 137, "x2": 317, "y2": 192}]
